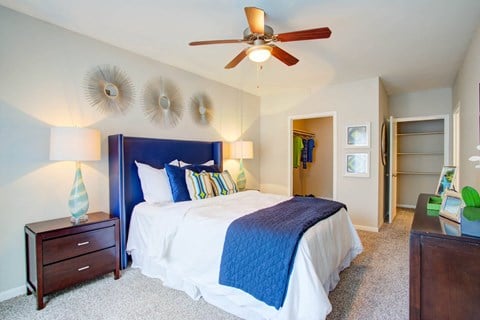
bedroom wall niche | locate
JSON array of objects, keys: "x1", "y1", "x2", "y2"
[{"x1": 292, "y1": 116, "x2": 334, "y2": 198}]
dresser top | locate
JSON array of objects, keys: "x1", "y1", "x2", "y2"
[
  {"x1": 25, "y1": 212, "x2": 116, "y2": 234},
  {"x1": 412, "y1": 193, "x2": 480, "y2": 243}
]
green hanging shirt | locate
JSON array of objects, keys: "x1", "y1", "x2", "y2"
[{"x1": 293, "y1": 136, "x2": 304, "y2": 168}]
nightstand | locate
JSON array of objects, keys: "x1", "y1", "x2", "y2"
[{"x1": 25, "y1": 212, "x2": 120, "y2": 309}]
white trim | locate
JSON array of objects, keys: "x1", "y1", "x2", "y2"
[
  {"x1": 288, "y1": 112, "x2": 337, "y2": 199},
  {"x1": 354, "y1": 224, "x2": 379, "y2": 232},
  {"x1": 453, "y1": 106, "x2": 460, "y2": 186},
  {"x1": 0, "y1": 285, "x2": 25, "y2": 302},
  {"x1": 397, "y1": 204, "x2": 416, "y2": 209}
]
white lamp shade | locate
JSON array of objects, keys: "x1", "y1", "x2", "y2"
[
  {"x1": 50, "y1": 127, "x2": 101, "y2": 161},
  {"x1": 230, "y1": 140, "x2": 254, "y2": 159}
]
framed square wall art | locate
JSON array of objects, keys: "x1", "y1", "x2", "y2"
[
  {"x1": 346, "y1": 123, "x2": 370, "y2": 148},
  {"x1": 439, "y1": 190, "x2": 462, "y2": 223},
  {"x1": 435, "y1": 165, "x2": 456, "y2": 196},
  {"x1": 345, "y1": 152, "x2": 370, "y2": 177}
]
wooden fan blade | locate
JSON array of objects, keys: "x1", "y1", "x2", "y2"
[
  {"x1": 189, "y1": 39, "x2": 246, "y2": 46},
  {"x1": 276, "y1": 27, "x2": 332, "y2": 42},
  {"x1": 225, "y1": 48, "x2": 248, "y2": 69},
  {"x1": 244, "y1": 7, "x2": 264, "y2": 34},
  {"x1": 271, "y1": 46, "x2": 299, "y2": 66}
]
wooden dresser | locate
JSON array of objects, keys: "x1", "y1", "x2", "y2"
[
  {"x1": 25, "y1": 212, "x2": 120, "y2": 309},
  {"x1": 410, "y1": 194, "x2": 480, "y2": 319}
]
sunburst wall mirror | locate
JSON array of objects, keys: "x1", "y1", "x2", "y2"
[
  {"x1": 190, "y1": 93, "x2": 213, "y2": 125},
  {"x1": 84, "y1": 64, "x2": 135, "y2": 114},
  {"x1": 143, "y1": 78, "x2": 183, "y2": 128}
]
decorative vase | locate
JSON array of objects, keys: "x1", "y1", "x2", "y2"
[
  {"x1": 68, "y1": 162, "x2": 89, "y2": 223},
  {"x1": 236, "y1": 158, "x2": 246, "y2": 191}
]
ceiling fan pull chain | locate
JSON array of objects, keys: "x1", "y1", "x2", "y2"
[{"x1": 256, "y1": 64, "x2": 263, "y2": 88}]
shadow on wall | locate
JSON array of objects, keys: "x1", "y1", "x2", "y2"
[{"x1": 0, "y1": 101, "x2": 51, "y2": 187}]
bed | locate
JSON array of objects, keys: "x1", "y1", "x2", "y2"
[{"x1": 108, "y1": 134, "x2": 363, "y2": 320}]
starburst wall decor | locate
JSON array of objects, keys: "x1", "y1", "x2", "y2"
[
  {"x1": 142, "y1": 78, "x2": 183, "y2": 128},
  {"x1": 190, "y1": 93, "x2": 213, "y2": 125},
  {"x1": 84, "y1": 65, "x2": 135, "y2": 114}
]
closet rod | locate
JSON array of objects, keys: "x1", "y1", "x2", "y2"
[{"x1": 293, "y1": 129, "x2": 315, "y2": 138}]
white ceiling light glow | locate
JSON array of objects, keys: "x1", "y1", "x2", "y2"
[{"x1": 247, "y1": 45, "x2": 272, "y2": 63}]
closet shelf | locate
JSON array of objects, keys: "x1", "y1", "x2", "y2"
[
  {"x1": 397, "y1": 152, "x2": 443, "y2": 155},
  {"x1": 397, "y1": 171, "x2": 439, "y2": 175},
  {"x1": 397, "y1": 131, "x2": 444, "y2": 136}
]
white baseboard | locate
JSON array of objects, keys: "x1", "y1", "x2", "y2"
[
  {"x1": 397, "y1": 204, "x2": 415, "y2": 209},
  {"x1": 354, "y1": 224, "x2": 379, "y2": 232},
  {"x1": 0, "y1": 285, "x2": 25, "y2": 302}
]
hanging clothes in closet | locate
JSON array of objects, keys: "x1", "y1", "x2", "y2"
[
  {"x1": 293, "y1": 135, "x2": 303, "y2": 168},
  {"x1": 301, "y1": 138, "x2": 315, "y2": 169},
  {"x1": 293, "y1": 129, "x2": 315, "y2": 169}
]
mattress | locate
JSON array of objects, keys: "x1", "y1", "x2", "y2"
[{"x1": 126, "y1": 190, "x2": 363, "y2": 320}]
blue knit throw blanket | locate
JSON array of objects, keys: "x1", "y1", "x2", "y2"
[{"x1": 219, "y1": 196, "x2": 346, "y2": 309}]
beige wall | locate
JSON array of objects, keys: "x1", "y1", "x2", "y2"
[
  {"x1": 453, "y1": 26, "x2": 480, "y2": 188},
  {"x1": 0, "y1": 7, "x2": 260, "y2": 297},
  {"x1": 389, "y1": 87, "x2": 452, "y2": 118},
  {"x1": 389, "y1": 87, "x2": 453, "y2": 163},
  {"x1": 293, "y1": 117, "x2": 333, "y2": 198},
  {"x1": 260, "y1": 77, "x2": 383, "y2": 231}
]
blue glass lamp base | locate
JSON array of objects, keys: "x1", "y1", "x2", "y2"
[
  {"x1": 236, "y1": 159, "x2": 246, "y2": 191},
  {"x1": 69, "y1": 162, "x2": 90, "y2": 224},
  {"x1": 71, "y1": 214, "x2": 88, "y2": 224}
]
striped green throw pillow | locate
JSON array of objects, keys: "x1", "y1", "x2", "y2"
[
  {"x1": 185, "y1": 169, "x2": 215, "y2": 200},
  {"x1": 209, "y1": 171, "x2": 238, "y2": 196}
]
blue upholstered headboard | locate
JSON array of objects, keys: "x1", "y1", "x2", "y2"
[{"x1": 108, "y1": 134, "x2": 223, "y2": 268}]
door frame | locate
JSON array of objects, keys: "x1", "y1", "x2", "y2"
[
  {"x1": 388, "y1": 114, "x2": 450, "y2": 221},
  {"x1": 388, "y1": 116, "x2": 397, "y2": 223},
  {"x1": 288, "y1": 111, "x2": 337, "y2": 199}
]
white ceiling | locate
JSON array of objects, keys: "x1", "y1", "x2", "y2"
[{"x1": 1, "y1": 0, "x2": 480, "y2": 96}]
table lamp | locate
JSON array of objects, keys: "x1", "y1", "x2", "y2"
[
  {"x1": 230, "y1": 140, "x2": 254, "y2": 191},
  {"x1": 50, "y1": 127, "x2": 101, "y2": 223}
]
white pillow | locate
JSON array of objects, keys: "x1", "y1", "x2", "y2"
[
  {"x1": 169, "y1": 159, "x2": 180, "y2": 167},
  {"x1": 179, "y1": 160, "x2": 214, "y2": 167},
  {"x1": 135, "y1": 161, "x2": 173, "y2": 204},
  {"x1": 185, "y1": 169, "x2": 215, "y2": 200}
]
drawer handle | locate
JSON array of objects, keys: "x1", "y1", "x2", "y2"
[
  {"x1": 77, "y1": 241, "x2": 90, "y2": 246},
  {"x1": 77, "y1": 266, "x2": 90, "y2": 272}
]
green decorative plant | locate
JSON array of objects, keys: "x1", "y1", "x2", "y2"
[{"x1": 461, "y1": 186, "x2": 480, "y2": 221}]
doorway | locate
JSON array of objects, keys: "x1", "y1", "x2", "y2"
[
  {"x1": 388, "y1": 114, "x2": 449, "y2": 222},
  {"x1": 289, "y1": 113, "x2": 336, "y2": 199}
]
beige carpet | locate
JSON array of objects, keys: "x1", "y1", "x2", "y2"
[{"x1": 0, "y1": 209, "x2": 413, "y2": 320}]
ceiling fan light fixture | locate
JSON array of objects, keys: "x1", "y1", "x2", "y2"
[{"x1": 247, "y1": 45, "x2": 272, "y2": 63}]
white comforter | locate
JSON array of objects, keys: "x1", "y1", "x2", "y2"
[{"x1": 126, "y1": 191, "x2": 363, "y2": 320}]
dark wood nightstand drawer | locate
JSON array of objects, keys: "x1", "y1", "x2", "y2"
[
  {"x1": 43, "y1": 226, "x2": 115, "y2": 264},
  {"x1": 43, "y1": 247, "x2": 116, "y2": 294},
  {"x1": 25, "y1": 212, "x2": 120, "y2": 309}
]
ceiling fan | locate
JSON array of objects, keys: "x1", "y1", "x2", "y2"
[{"x1": 189, "y1": 7, "x2": 332, "y2": 69}]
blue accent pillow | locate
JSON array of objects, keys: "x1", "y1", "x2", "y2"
[{"x1": 164, "y1": 164, "x2": 191, "y2": 202}]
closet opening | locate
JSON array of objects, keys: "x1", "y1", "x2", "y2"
[
  {"x1": 289, "y1": 113, "x2": 336, "y2": 199},
  {"x1": 387, "y1": 114, "x2": 449, "y2": 222}
]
